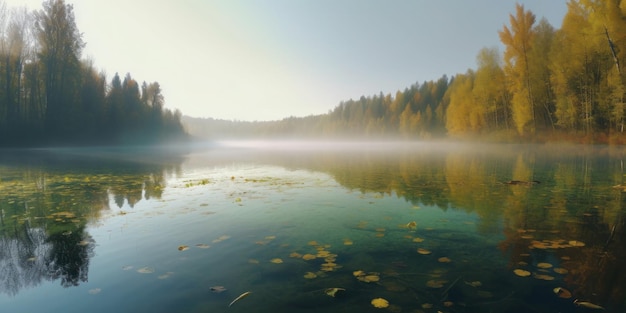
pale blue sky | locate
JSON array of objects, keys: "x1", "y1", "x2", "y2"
[{"x1": 6, "y1": 0, "x2": 568, "y2": 121}]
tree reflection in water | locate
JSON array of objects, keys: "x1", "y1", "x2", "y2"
[{"x1": 0, "y1": 148, "x2": 183, "y2": 296}]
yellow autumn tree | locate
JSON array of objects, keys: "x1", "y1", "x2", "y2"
[{"x1": 499, "y1": 3, "x2": 536, "y2": 136}]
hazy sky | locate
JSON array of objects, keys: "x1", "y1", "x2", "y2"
[{"x1": 6, "y1": 0, "x2": 567, "y2": 121}]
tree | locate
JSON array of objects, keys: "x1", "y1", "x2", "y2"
[
  {"x1": 499, "y1": 3, "x2": 536, "y2": 136},
  {"x1": 34, "y1": 0, "x2": 84, "y2": 140}
]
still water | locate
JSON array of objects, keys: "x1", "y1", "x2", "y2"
[{"x1": 0, "y1": 142, "x2": 624, "y2": 313}]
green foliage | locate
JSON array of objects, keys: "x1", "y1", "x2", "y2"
[{"x1": 0, "y1": 0, "x2": 187, "y2": 147}]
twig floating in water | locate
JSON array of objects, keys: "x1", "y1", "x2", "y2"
[{"x1": 229, "y1": 291, "x2": 252, "y2": 307}]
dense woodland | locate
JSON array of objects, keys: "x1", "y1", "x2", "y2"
[
  {"x1": 0, "y1": 0, "x2": 186, "y2": 147},
  {"x1": 185, "y1": 1, "x2": 626, "y2": 143}
]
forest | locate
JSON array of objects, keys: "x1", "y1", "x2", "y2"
[
  {"x1": 0, "y1": 0, "x2": 186, "y2": 147},
  {"x1": 185, "y1": 1, "x2": 626, "y2": 144}
]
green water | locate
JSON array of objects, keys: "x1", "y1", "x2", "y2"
[{"x1": 0, "y1": 142, "x2": 624, "y2": 313}]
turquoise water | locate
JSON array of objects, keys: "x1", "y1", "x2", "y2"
[{"x1": 1, "y1": 142, "x2": 624, "y2": 312}]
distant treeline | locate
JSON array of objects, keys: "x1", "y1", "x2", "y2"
[
  {"x1": 185, "y1": 1, "x2": 626, "y2": 144},
  {"x1": 0, "y1": 0, "x2": 186, "y2": 147}
]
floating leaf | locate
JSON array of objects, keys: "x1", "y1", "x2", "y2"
[
  {"x1": 568, "y1": 240, "x2": 585, "y2": 247},
  {"x1": 137, "y1": 267, "x2": 154, "y2": 274},
  {"x1": 229, "y1": 291, "x2": 252, "y2": 307},
  {"x1": 421, "y1": 303, "x2": 433, "y2": 309},
  {"x1": 88, "y1": 288, "x2": 101, "y2": 295},
  {"x1": 302, "y1": 254, "x2": 317, "y2": 260},
  {"x1": 412, "y1": 237, "x2": 424, "y2": 243},
  {"x1": 574, "y1": 299, "x2": 604, "y2": 310},
  {"x1": 417, "y1": 248, "x2": 431, "y2": 255},
  {"x1": 536, "y1": 262, "x2": 552, "y2": 269},
  {"x1": 307, "y1": 241, "x2": 319, "y2": 246},
  {"x1": 353, "y1": 270, "x2": 365, "y2": 277},
  {"x1": 553, "y1": 287, "x2": 572, "y2": 299},
  {"x1": 553, "y1": 268, "x2": 568, "y2": 274},
  {"x1": 513, "y1": 269, "x2": 531, "y2": 277},
  {"x1": 158, "y1": 272, "x2": 174, "y2": 280},
  {"x1": 343, "y1": 239, "x2": 353, "y2": 245},
  {"x1": 406, "y1": 221, "x2": 417, "y2": 230},
  {"x1": 195, "y1": 244, "x2": 210, "y2": 249},
  {"x1": 438, "y1": 257, "x2": 452, "y2": 263},
  {"x1": 264, "y1": 235, "x2": 276, "y2": 240},
  {"x1": 465, "y1": 280, "x2": 482, "y2": 287},
  {"x1": 534, "y1": 274, "x2": 555, "y2": 281},
  {"x1": 303, "y1": 272, "x2": 317, "y2": 279},
  {"x1": 178, "y1": 245, "x2": 189, "y2": 251},
  {"x1": 426, "y1": 279, "x2": 447, "y2": 288},
  {"x1": 289, "y1": 252, "x2": 302, "y2": 258},
  {"x1": 210, "y1": 286, "x2": 227, "y2": 293},
  {"x1": 324, "y1": 287, "x2": 345, "y2": 297},
  {"x1": 371, "y1": 298, "x2": 389, "y2": 308},
  {"x1": 270, "y1": 258, "x2": 283, "y2": 264}
]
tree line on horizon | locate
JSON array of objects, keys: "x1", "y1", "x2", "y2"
[
  {"x1": 185, "y1": 1, "x2": 626, "y2": 143},
  {"x1": 0, "y1": 0, "x2": 186, "y2": 147}
]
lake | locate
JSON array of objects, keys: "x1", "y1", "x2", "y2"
[{"x1": 1, "y1": 141, "x2": 624, "y2": 313}]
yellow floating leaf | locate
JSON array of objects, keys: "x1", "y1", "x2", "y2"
[
  {"x1": 324, "y1": 287, "x2": 345, "y2": 297},
  {"x1": 513, "y1": 269, "x2": 531, "y2": 277},
  {"x1": 568, "y1": 240, "x2": 585, "y2": 247},
  {"x1": 553, "y1": 287, "x2": 572, "y2": 299},
  {"x1": 302, "y1": 254, "x2": 317, "y2": 260},
  {"x1": 343, "y1": 239, "x2": 353, "y2": 245},
  {"x1": 438, "y1": 257, "x2": 452, "y2": 263},
  {"x1": 307, "y1": 241, "x2": 319, "y2": 246},
  {"x1": 270, "y1": 258, "x2": 283, "y2": 264},
  {"x1": 534, "y1": 274, "x2": 554, "y2": 281},
  {"x1": 289, "y1": 252, "x2": 302, "y2": 258},
  {"x1": 353, "y1": 270, "x2": 365, "y2": 277},
  {"x1": 417, "y1": 248, "x2": 431, "y2": 255},
  {"x1": 553, "y1": 268, "x2": 568, "y2": 274},
  {"x1": 363, "y1": 275, "x2": 380, "y2": 282},
  {"x1": 303, "y1": 272, "x2": 317, "y2": 279},
  {"x1": 371, "y1": 298, "x2": 389, "y2": 308},
  {"x1": 421, "y1": 303, "x2": 433, "y2": 309},
  {"x1": 264, "y1": 235, "x2": 276, "y2": 240},
  {"x1": 407, "y1": 221, "x2": 417, "y2": 230},
  {"x1": 317, "y1": 250, "x2": 331, "y2": 257},
  {"x1": 195, "y1": 244, "x2": 210, "y2": 249},
  {"x1": 412, "y1": 237, "x2": 424, "y2": 243},
  {"x1": 536, "y1": 262, "x2": 552, "y2": 269},
  {"x1": 178, "y1": 245, "x2": 189, "y2": 251}
]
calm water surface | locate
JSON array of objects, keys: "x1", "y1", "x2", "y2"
[{"x1": 1, "y1": 142, "x2": 624, "y2": 313}]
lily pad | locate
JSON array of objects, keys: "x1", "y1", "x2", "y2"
[{"x1": 270, "y1": 258, "x2": 283, "y2": 264}]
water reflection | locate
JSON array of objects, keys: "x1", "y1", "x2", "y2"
[
  {"x1": 0, "y1": 142, "x2": 624, "y2": 312},
  {"x1": 0, "y1": 148, "x2": 183, "y2": 296},
  {"x1": 206, "y1": 141, "x2": 626, "y2": 310}
]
